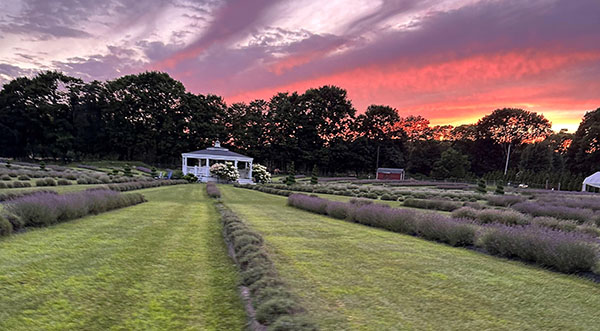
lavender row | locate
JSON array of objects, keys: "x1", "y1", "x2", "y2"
[
  {"x1": 206, "y1": 182, "x2": 221, "y2": 198},
  {"x1": 216, "y1": 203, "x2": 317, "y2": 328},
  {"x1": 287, "y1": 194, "x2": 600, "y2": 274},
  {"x1": 0, "y1": 190, "x2": 146, "y2": 236}
]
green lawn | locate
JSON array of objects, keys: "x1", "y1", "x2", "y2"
[
  {"x1": 221, "y1": 186, "x2": 600, "y2": 330},
  {"x1": 0, "y1": 185, "x2": 246, "y2": 330}
]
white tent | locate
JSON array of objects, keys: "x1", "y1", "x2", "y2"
[{"x1": 582, "y1": 172, "x2": 600, "y2": 191}]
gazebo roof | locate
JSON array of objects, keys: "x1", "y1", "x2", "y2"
[{"x1": 182, "y1": 141, "x2": 252, "y2": 160}]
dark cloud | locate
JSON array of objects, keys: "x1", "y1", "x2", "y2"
[{"x1": 182, "y1": 0, "x2": 600, "y2": 95}]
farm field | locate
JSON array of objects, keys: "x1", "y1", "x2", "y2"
[
  {"x1": 0, "y1": 185, "x2": 246, "y2": 330},
  {"x1": 221, "y1": 185, "x2": 600, "y2": 330}
]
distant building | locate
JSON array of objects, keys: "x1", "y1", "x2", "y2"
[
  {"x1": 582, "y1": 172, "x2": 600, "y2": 192},
  {"x1": 376, "y1": 168, "x2": 405, "y2": 181}
]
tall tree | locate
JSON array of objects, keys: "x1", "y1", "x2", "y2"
[
  {"x1": 431, "y1": 147, "x2": 471, "y2": 179},
  {"x1": 476, "y1": 108, "x2": 552, "y2": 175},
  {"x1": 567, "y1": 107, "x2": 600, "y2": 174}
]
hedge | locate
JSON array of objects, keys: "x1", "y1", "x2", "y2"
[{"x1": 215, "y1": 203, "x2": 317, "y2": 329}]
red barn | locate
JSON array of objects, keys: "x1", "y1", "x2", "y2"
[{"x1": 376, "y1": 168, "x2": 405, "y2": 180}]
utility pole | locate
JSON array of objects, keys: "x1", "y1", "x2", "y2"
[
  {"x1": 375, "y1": 145, "x2": 380, "y2": 178},
  {"x1": 503, "y1": 143, "x2": 511, "y2": 175}
]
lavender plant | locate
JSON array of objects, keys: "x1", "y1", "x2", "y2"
[
  {"x1": 3, "y1": 190, "x2": 145, "y2": 229},
  {"x1": 478, "y1": 225, "x2": 599, "y2": 273}
]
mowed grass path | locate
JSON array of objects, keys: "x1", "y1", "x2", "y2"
[
  {"x1": 0, "y1": 185, "x2": 246, "y2": 330},
  {"x1": 221, "y1": 186, "x2": 600, "y2": 330}
]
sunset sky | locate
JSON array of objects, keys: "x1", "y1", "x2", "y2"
[{"x1": 1, "y1": 0, "x2": 599, "y2": 132}]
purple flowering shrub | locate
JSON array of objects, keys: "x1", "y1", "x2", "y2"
[
  {"x1": 512, "y1": 201, "x2": 597, "y2": 224},
  {"x1": 289, "y1": 194, "x2": 475, "y2": 246},
  {"x1": 537, "y1": 196, "x2": 600, "y2": 211},
  {"x1": 3, "y1": 190, "x2": 145, "y2": 229},
  {"x1": 416, "y1": 213, "x2": 477, "y2": 246},
  {"x1": 288, "y1": 194, "x2": 600, "y2": 273},
  {"x1": 105, "y1": 179, "x2": 188, "y2": 192},
  {"x1": 486, "y1": 195, "x2": 526, "y2": 207},
  {"x1": 0, "y1": 189, "x2": 58, "y2": 202},
  {"x1": 288, "y1": 194, "x2": 328, "y2": 214},
  {"x1": 136, "y1": 166, "x2": 152, "y2": 173},
  {"x1": 403, "y1": 198, "x2": 462, "y2": 211},
  {"x1": 478, "y1": 225, "x2": 599, "y2": 273},
  {"x1": 206, "y1": 182, "x2": 221, "y2": 198},
  {"x1": 453, "y1": 207, "x2": 530, "y2": 226}
]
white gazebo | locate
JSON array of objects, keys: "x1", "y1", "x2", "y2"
[
  {"x1": 182, "y1": 141, "x2": 254, "y2": 184},
  {"x1": 582, "y1": 171, "x2": 600, "y2": 192}
]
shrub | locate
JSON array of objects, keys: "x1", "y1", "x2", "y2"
[
  {"x1": 77, "y1": 177, "x2": 90, "y2": 184},
  {"x1": 123, "y1": 164, "x2": 132, "y2": 177},
  {"x1": 285, "y1": 163, "x2": 296, "y2": 186},
  {"x1": 349, "y1": 198, "x2": 373, "y2": 206},
  {"x1": 495, "y1": 181, "x2": 505, "y2": 195},
  {"x1": 57, "y1": 179, "x2": 71, "y2": 186},
  {"x1": 325, "y1": 201, "x2": 352, "y2": 219},
  {"x1": 576, "y1": 223, "x2": 600, "y2": 237},
  {"x1": 253, "y1": 163, "x2": 272, "y2": 184},
  {"x1": 0, "y1": 215, "x2": 13, "y2": 236},
  {"x1": 0, "y1": 182, "x2": 6, "y2": 188},
  {"x1": 255, "y1": 298, "x2": 298, "y2": 325},
  {"x1": 404, "y1": 198, "x2": 462, "y2": 211},
  {"x1": 310, "y1": 165, "x2": 318, "y2": 185},
  {"x1": 452, "y1": 207, "x2": 530, "y2": 226},
  {"x1": 380, "y1": 193, "x2": 397, "y2": 201},
  {"x1": 349, "y1": 203, "x2": 418, "y2": 235},
  {"x1": 1, "y1": 175, "x2": 10, "y2": 181},
  {"x1": 0, "y1": 189, "x2": 58, "y2": 202},
  {"x1": 416, "y1": 214, "x2": 476, "y2": 246},
  {"x1": 531, "y1": 216, "x2": 577, "y2": 232},
  {"x1": 478, "y1": 225, "x2": 598, "y2": 273},
  {"x1": 452, "y1": 207, "x2": 479, "y2": 220},
  {"x1": 288, "y1": 194, "x2": 327, "y2": 214},
  {"x1": 241, "y1": 266, "x2": 274, "y2": 286},
  {"x1": 476, "y1": 179, "x2": 486, "y2": 194},
  {"x1": 216, "y1": 203, "x2": 314, "y2": 326},
  {"x1": 206, "y1": 182, "x2": 221, "y2": 198},
  {"x1": 210, "y1": 162, "x2": 239, "y2": 182},
  {"x1": 4, "y1": 190, "x2": 145, "y2": 229},
  {"x1": 3, "y1": 212, "x2": 24, "y2": 231},
  {"x1": 183, "y1": 173, "x2": 198, "y2": 183},
  {"x1": 512, "y1": 201, "x2": 595, "y2": 223},
  {"x1": 486, "y1": 195, "x2": 525, "y2": 207},
  {"x1": 364, "y1": 192, "x2": 378, "y2": 199},
  {"x1": 18, "y1": 175, "x2": 30, "y2": 180},
  {"x1": 270, "y1": 315, "x2": 318, "y2": 331},
  {"x1": 35, "y1": 178, "x2": 56, "y2": 186},
  {"x1": 477, "y1": 209, "x2": 530, "y2": 226}
]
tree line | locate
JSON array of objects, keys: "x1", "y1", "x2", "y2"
[{"x1": 1, "y1": 71, "x2": 599, "y2": 189}]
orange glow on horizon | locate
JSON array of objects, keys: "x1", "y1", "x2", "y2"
[{"x1": 223, "y1": 50, "x2": 600, "y2": 133}]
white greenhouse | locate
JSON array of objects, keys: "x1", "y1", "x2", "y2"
[{"x1": 582, "y1": 171, "x2": 600, "y2": 192}]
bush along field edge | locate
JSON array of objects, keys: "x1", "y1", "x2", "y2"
[
  {"x1": 284, "y1": 193, "x2": 600, "y2": 279},
  {"x1": 206, "y1": 184, "x2": 318, "y2": 331}
]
